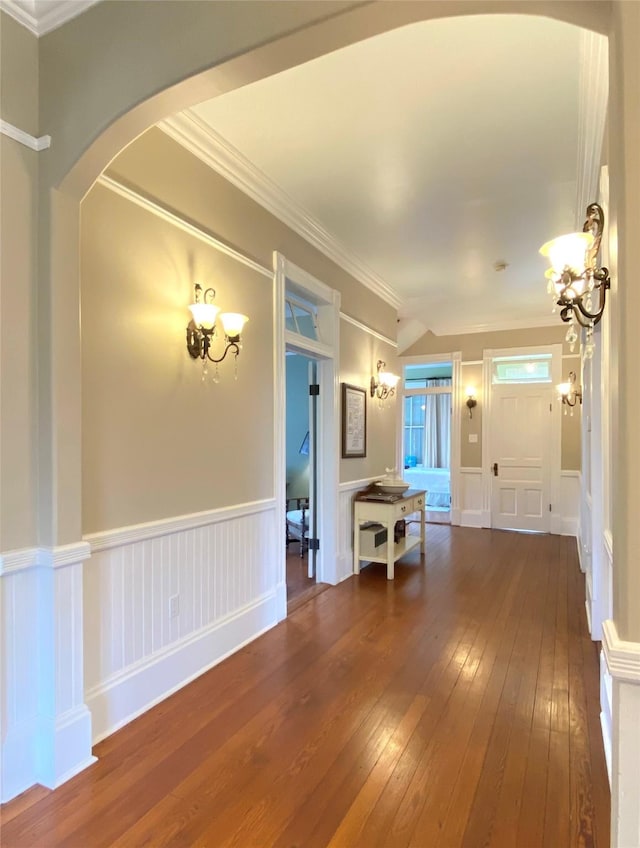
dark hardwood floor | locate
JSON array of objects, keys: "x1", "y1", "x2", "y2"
[{"x1": 0, "y1": 526, "x2": 610, "y2": 847}]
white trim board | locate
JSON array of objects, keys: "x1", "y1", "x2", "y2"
[
  {"x1": 602, "y1": 619, "x2": 640, "y2": 683},
  {"x1": 159, "y1": 112, "x2": 401, "y2": 310},
  {"x1": 84, "y1": 498, "x2": 275, "y2": 552},
  {"x1": 0, "y1": 119, "x2": 50, "y2": 151},
  {"x1": 97, "y1": 174, "x2": 271, "y2": 279},
  {"x1": 0, "y1": 541, "x2": 91, "y2": 575},
  {"x1": 340, "y1": 313, "x2": 396, "y2": 349}
]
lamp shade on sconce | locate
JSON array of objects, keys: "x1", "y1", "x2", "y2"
[
  {"x1": 540, "y1": 231, "x2": 594, "y2": 283},
  {"x1": 219, "y1": 312, "x2": 249, "y2": 340},
  {"x1": 189, "y1": 301, "x2": 220, "y2": 330},
  {"x1": 185, "y1": 283, "x2": 249, "y2": 376}
]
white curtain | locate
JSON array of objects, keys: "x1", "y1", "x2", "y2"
[{"x1": 423, "y1": 380, "x2": 451, "y2": 468}]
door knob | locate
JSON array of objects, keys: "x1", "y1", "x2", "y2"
[{"x1": 493, "y1": 462, "x2": 499, "y2": 477}]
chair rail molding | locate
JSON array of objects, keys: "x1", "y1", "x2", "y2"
[
  {"x1": 602, "y1": 619, "x2": 640, "y2": 847},
  {"x1": 0, "y1": 119, "x2": 51, "y2": 151}
]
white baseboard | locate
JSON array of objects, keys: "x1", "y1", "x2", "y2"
[
  {"x1": 86, "y1": 591, "x2": 278, "y2": 743},
  {"x1": 336, "y1": 552, "x2": 353, "y2": 583},
  {"x1": 0, "y1": 717, "x2": 39, "y2": 802},
  {"x1": 37, "y1": 705, "x2": 96, "y2": 790},
  {"x1": 600, "y1": 650, "x2": 613, "y2": 787},
  {"x1": 561, "y1": 517, "x2": 579, "y2": 536},
  {"x1": 460, "y1": 510, "x2": 483, "y2": 528},
  {"x1": 276, "y1": 581, "x2": 287, "y2": 621}
]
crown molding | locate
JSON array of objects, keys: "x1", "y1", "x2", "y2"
[
  {"x1": 420, "y1": 314, "x2": 562, "y2": 339},
  {"x1": 0, "y1": 0, "x2": 100, "y2": 36},
  {"x1": 159, "y1": 111, "x2": 402, "y2": 311},
  {"x1": 0, "y1": 119, "x2": 50, "y2": 151},
  {"x1": 575, "y1": 29, "x2": 608, "y2": 225}
]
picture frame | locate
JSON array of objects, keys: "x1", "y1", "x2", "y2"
[{"x1": 341, "y1": 383, "x2": 367, "y2": 458}]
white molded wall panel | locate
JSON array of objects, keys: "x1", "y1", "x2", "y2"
[{"x1": 84, "y1": 502, "x2": 278, "y2": 741}]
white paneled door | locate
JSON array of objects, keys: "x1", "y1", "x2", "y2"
[{"x1": 490, "y1": 384, "x2": 553, "y2": 532}]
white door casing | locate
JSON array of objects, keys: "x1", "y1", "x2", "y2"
[
  {"x1": 274, "y1": 252, "x2": 340, "y2": 619},
  {"x1": 483, "y1": 345, "x2": 562, "y2": 533}
]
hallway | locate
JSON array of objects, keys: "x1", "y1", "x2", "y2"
[{"x1": 1, "y1": 526, "x2": 609, "y2": 847}]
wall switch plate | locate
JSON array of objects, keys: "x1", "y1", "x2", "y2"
[
  {"x1": 169, "y1": 595, "x2": 179, "y2": 618},
  {"x1": 468, "y1": 434, "x2": 478, "y2": 443}
]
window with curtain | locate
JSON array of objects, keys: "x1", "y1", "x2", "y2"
[{"x1": 404, "y1": 378, "x2": 451, "y2": 469}]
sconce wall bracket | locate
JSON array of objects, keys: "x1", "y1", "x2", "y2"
[
  {"x1": 466, "y1": 396, "x2": 477, "y2": 418},
  {"x1": 370, "y1": 360, "x2": 399, "y2": 401}
]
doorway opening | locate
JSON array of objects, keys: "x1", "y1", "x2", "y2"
[
  {"x1": 402, "y1": 362, "x2": 453, "y2": 525},
  {"x1": 285, "y1": 352, "x2": 320, "y2": 606}
]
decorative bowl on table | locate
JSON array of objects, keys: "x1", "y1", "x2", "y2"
[{"x1": 374, "y1": 480, "x2": 410, "y2": 495}]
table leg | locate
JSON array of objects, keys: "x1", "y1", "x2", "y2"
[
  {"x1": 386, "y1": 520, "x2": 394, "y2": 580},
  {"x1": 420, "y1": 506, "x2": 426, "y2": 556},
  {"x1": 353, "y1": 518, "x2": 361, "y2": 574}
]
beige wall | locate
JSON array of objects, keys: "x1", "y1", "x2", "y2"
[
  {"x1": 404, "y1": 324, "x2": 574, "y2": 360},
  {"x1": 108, "y1": 128, "x2": 396, "y2": 341},
  {"x1": 403, "y1": 325, "x2": 581, "y2": 471},
  {"x1": 461, "y1": 362, "x2": 482, "y2": 467},
  {"x1": 339, "y1": 320, "x2": 397, "y2": 482},
  {"x1": 81, "y1": 128, "x2": 397, "y2": 533},
  {"x1": 0, "y1": 15, "x2": 39, "y2": 551},
  {"x1": 0, "y1": 12, "x2": 38, "y2": 133}
]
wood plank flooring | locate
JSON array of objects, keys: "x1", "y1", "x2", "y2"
[{"x1": 0, "y1": 526, "x2": 610, "y2": 847}]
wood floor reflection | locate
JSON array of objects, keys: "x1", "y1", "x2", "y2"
[{"x1": 1, "y1": 526, "x2": 610, "y2": 847}]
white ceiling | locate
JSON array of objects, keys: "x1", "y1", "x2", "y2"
[{"x1": 185, "y1": 14, "x2": 602, "y2": 343}]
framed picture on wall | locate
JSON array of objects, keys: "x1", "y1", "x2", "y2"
[{"x1": 341, "y1": 383, "x2": 367, "y2": 458}]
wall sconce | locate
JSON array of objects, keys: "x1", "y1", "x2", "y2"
[
  {"x1": 370, "y1": 360, "x2": 399, "y2": 402},
  {"x1": 556, "y1": 371, "x2": 582, "y2": 415},
  {"x1": 465, "y1": 387, "x2": 477, "y2": 419},
  {"x1": 539, "y1": 202, "x2": 610, "y2": 359},
  {"x1": 186, "y1": 284, "x2": 248, "y2": 380}
]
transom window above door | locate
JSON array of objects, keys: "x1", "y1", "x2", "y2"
[
  {"x1": 492, "y1": 354, "x2": 552, "y2": 384},
  {"x1": 285, "y1": 295, "x2": 319, "y2": 341}
]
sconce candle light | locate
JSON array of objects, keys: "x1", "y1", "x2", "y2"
[
  {"x1": 539, "y1": 202, "x2": 610, "y2": 359},
  {"x1": 557, "y1": 371, "x2": 582, "y2": 415},
  {"x1": 186, "y1": 284, "x2": 248, "y2": 381},
  {"x1": 370, "y1": 360, "x2": 399, "y2": 403},
  {"x1": 465, "y1": 387, "x2": 477, "y2": 419}
]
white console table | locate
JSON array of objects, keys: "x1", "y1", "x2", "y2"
[{"x1": 353, "y1": 489, "x2": 426, "y2": 580}]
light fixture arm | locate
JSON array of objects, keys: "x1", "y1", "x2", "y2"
[
  {"x1": 558, "y1": 371, "x2": 583, "y2": 407},
  {"x1": 370, "y1": 360, "x2": 399, "y2": 401},
  {"x1": 186, "y1": 283, "x2": 247, "y2": 369},
  {"x1": 555, "y1": 203, "x2": 610, "y2": 328}
]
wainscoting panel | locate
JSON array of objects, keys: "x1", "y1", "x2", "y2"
[
  {"x1": 337, "y1": 478, "x2": 379, "y2": 583},
  {"x1": 84, "y1": 501, "x2": 278, "y2": 742},
  {"x1": 459, "y1": 467, "x2": 485, "y2": 528},
  {"x1": 560, "y1": 470, "x2": 581, "y2": 538},
  {"x1": 0, "y1": 558, "x2": 40, "y2": 800}
]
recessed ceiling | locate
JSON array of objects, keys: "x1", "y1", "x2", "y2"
[{"x1": 182, "y1": 14, "x2": 605, "y2": 342}]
